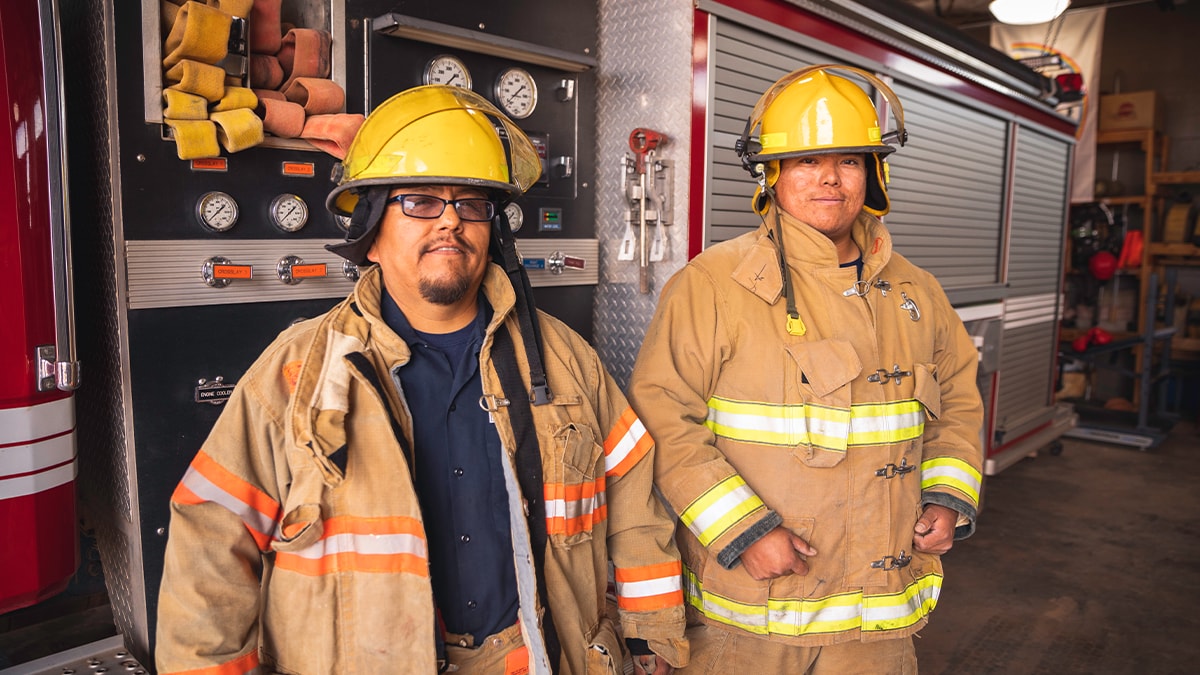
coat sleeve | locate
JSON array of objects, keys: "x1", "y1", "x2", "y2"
[
  {"x1": 627, "y1": 265, "x2": 781, "y2": 570},
  {"x1": 155, "y1": 359, "x2": 291, "y2": 674},
  {"x1": 918, "y1": 275, "x2": 985, "y2": 539},
  {"x1": 586, "y1": 343, "x2": 689, "y2": 667}
]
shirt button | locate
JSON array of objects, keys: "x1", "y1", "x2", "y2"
[
  {"x1": 453, "y1": 467, "x2": 464, "y2": 477},
  {"x1": 467, "y1": 600, "x2": 477, "y2": 609},
  {"x1": 461, "y1": 534, "x2": 471, "y2": 543}
]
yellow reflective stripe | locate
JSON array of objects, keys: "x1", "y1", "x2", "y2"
[
  {"x1": 705, "y1": 397, "x2": 850, "y2": 449},
  {"x1": 921, "y1": 457, "x2": 983, "y2": 504},
  {"x1": 846, "y1": 400, "x2": 925, "y2": 446},
  {"x1": 684, "y1": 565, "x2": 942, "y2": 637},
  {"x1": 679, "y1": 475, "x2": 765, "y2": 547},
  {"x1": 860, "y1": 572, "x2": 942, "y2": 632},
  {"x1": 706, "y1": 397, "x2": 925, "y2": 449}
]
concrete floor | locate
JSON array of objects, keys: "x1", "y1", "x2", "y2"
[
  {"x1": 2, "y1": 421, "x2": 1197, "y2": 673},
  {"x1": 914, "y1": 420, "x2": 1199, "y2": 674}
]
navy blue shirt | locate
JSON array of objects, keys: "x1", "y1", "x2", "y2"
[{"x1": 380, "y1": 288, "x2": 519, "y2": 643}]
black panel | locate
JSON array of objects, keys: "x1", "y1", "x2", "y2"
[{"x1": 127, "y1": 298, "x2": 341, "y2": 652}]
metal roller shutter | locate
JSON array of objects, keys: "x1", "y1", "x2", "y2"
[
  {"x1": 1008, "y1": 126, "x2": 1071, "y2": 295},
  {"x1": 885, "y1": 81, "x2": 1009, "y2": 290}
]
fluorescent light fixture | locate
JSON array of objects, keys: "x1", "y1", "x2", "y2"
[{"x1": 988, "y1": 0, "x2": 1071, "y2": 25}]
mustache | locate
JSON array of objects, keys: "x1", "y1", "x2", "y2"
[{"x1": 419, "y1": 234, "x2": 477, "y2": 256}]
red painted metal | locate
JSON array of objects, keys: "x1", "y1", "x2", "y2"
[
  {"x1": 0, "y1": 0, "x2": 78, "y2": 614},
  {"x1": 688, "y1": 9, "x2": 710, "y2": 260}
]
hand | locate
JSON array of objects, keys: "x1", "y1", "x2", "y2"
[
  {"x1": 632, "y1": 653, "x2": 673, "y2": 675},
  {"x1": 738, "y1": 526, "x2": 817, "y2": 581},
  {"x1": 913, "y1": 504, "x2": 958, "y2": 554}
]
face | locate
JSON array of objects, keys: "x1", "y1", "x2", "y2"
[
  {"x1": 366, "y1": 185, "x2": 493, "y2": 307},
  {"x1": 774, "y1": 153, "x2": 868, "y2": 243}
]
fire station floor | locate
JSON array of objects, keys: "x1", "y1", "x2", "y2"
[{"x1": 1, "y1": 420, "x2": 1197, "y2": 674}]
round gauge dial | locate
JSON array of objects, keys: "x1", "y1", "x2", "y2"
[
  {"x1": 270, "y1": 194, "x2": 309, "y2": 233},
  {"x1": 196, "y1": 191, "x2": 239, "y2": 232},
  {"x1": 424, "y1": 54, "x2": 472, "y2": 89},
  {"x1": 504, "y1": 202, "x2": 524, "y2": 232},
  {"x1": 494, "y1": 67, "x2": 537, "y2": 119}
]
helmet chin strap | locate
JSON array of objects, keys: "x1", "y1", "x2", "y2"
[
  {"x1": 490, "y1": 205, "x2": 553, "y2": 405},
  {"x1": 757, "y1": 175, "x2": 806, "y2": 337}
]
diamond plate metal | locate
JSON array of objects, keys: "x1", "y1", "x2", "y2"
[
  {"x1": 61, "y1": 0, "x2": 144, "y2": 653},
  {"x1": 595, "y1": 0, "x2": 695, "y2": 387}
]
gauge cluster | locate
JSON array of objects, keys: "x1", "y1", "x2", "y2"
[{"x1": 419, "y1": 53, "x2": 543, "y2": 122}]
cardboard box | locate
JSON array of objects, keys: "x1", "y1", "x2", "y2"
[{"x1": 1098, "y1": 91, "x2": 1163, "y2": 131}]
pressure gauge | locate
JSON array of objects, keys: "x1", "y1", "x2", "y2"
[
  {"x1": 504, "y1": 202, "x2": 524, "y2": 232},
  {"x1": 494, "y1": 67, "x2": 537, "y2": 119},
  {"x1": 424, "y1": 54, "x2": 472, "y2": 89},
  {"x1": 270, "y1": 194, "x2": 309, "y2": 233},
  {"x1": 196, "y1": 191, "x2": 239, "y2": 232}
]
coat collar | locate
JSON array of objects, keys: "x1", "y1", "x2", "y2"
[{"x1": 731, "y1": 206, "x2": 894, "y2": 305}]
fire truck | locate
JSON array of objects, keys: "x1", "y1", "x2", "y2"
[{"x1": 2, "y1": 0, "x2": 1077, "y2": 671}]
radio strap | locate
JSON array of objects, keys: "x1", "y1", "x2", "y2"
[{"x1": 491, "y1": 326, "x2": 561, "y2": 672}]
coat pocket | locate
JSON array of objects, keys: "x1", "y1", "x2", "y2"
[
  {"x1": 584, "y1": 615, "x2": 624, "y2": 675},
  {"x1": 784, "y1": 339, "x2": 861, "y2": 468},
  {"x1": 548, "y1": 421, "x2": 605, "y2": 548},
  {"x1": 912, "y1": 363, "x2": 942, "y2": 421}
]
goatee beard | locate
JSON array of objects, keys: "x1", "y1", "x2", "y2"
[{"x1": 419, "y1": 274, "x2": 473, "y2": 305}]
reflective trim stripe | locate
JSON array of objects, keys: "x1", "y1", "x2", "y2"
[
  {"x1": 274, "y1": 516, "x2": 428, "y2": 577},
  {"x1": 159, "y1": 649, "x2": 259, "y2": 675},
  {"x1": 0, "y1": 432, "x2": 76, "y2": 500},
  {"x1": 604, "y1": 407, "x2": 653, "y2": 478},
  {"x1": 172, "y1": 450, "x2": 281, "y2": 550},
  {"x1": 680, "y1": 475, "x2": 765, "y2": 547},
  {"x1": 0, "y1": 397, "x2": 74, "y2": 446},
  {"x1": 545, "y1": 477, "x2": 607, "y2": 537},
  {"x1": 615, "y1": 560, "x2": 684, "y2": 611},
  {"x1": 920, "y1": 457, "x2": 983, "y2": 504},
  {"x1": 706, "y1": 397, "x2": 925, "y2": 449},
  {"x1": 683, "y1": 565, "x2": 942, "y2": 637}
]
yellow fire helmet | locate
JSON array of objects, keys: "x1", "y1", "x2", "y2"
[
  {"x1": 736, "y1": 64, "x2": 907, "y2": 217},
  {"x1": 325, "y1": 85, "x2": 542, "y2": 264}
]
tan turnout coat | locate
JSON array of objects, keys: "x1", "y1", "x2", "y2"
[
  {"x1": 157, "y1": 264, "x2": 686, "y2": 674},
  {"x1": 629, "y1": 208, "x2": 984, "y2": 646}
]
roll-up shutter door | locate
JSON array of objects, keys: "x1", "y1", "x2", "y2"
[
  {"x1": 993, "y1": 126, "x2": 1071, "y2": 436},
  {"x1": 706, "y1": 22, "x2": 823, "y2": 248},
  {"x1": 884, "y1": 81, "x2": 1008, "y2": 290},
  {"x1": 1007, "y1": 126, "x2": 1071, "y2": 295}
]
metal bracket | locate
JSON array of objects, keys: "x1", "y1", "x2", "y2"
[{"x1": 36, "y1": 345, "x2": 82, "y2": 392}]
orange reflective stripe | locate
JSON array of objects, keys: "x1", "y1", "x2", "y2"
[
  {"x1": 171, "y1": 452, "x2": 279, "y2": 550},
  {"x1": 544, "y1": 477, "x2": 608, "y2": 536},
  {"x1": 161, "y1": 650, "x2": 259, "y2": 675},
  {"x1": 274, "y1": 515, "x2": 428, "y2": 577},
  {"x1": 615, "y1": 560, "x2": 684, "y2": 612},
  {"x1": 603, "y1": 407, "x2": 653, "y2": 478}
]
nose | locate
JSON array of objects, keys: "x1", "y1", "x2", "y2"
[
  {"x1": 819, "y1": 160, "x2": 842, "y2": 186},
  {"x1": 434, "y1": 201, "x2": 464, "y2": 231}
]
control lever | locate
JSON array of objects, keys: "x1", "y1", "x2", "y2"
[{"x1": 626, "y1": 128, "x2": 666, "y2": 294}]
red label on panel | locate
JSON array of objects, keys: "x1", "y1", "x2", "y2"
[
  {"x1": 191, "y1": 158, "x2": 228, "y2": 172},
  {"x1": 292, "y1": 263, "x2": 327, "y2": 278},
  {"x1": 213, "y1": 264, "x2": 253, "y2": 279}
]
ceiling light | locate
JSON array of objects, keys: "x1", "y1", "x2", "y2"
[{"x1": 988, "y1": 0, "x2": 1071, "y2": 25}]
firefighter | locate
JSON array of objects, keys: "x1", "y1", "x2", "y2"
[
  {"x1": 156, "y1": 85, "x2": 687, "y2": 675},
  {"x1": 628, "y1": 66, "x2": 984, "y2": 672}
]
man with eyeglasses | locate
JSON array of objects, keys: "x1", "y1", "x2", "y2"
[{"x1": 156, "y1": 85, "x2": 687, "y2": 675}]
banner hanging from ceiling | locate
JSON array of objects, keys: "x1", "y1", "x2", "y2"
[{"x1": 992, "y1": 6, "x2": 1106, "y2": 204}]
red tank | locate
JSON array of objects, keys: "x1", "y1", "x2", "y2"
[{"x1": 0, "y1": 0, "x2": 79, "y2": 614}]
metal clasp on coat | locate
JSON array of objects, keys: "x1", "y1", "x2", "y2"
[
  {"x1": 871, "y1": 550, "x2": 912, "y2": 570},
  {"x1": 875, "y1": 457, "x2": 916, "y2": 479},
  {"x1": 874, "y1": 279, "x2": 892, "y2": 296},
  {"x1": 843, "y1": 280, "x2": 870, "y2": 297},
  {"x1": 867, "y1": 364, "x2": 913, "y2": 385},
  {"x1": 478, "y1": 394, "x2": 509, "y2": 423},
  {"x1": 899, "y1": 291, "x2": 921, "y2": 322}
]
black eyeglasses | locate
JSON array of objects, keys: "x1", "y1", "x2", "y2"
[{"x1": 385, "y1": 194, "x2": 496, "y2": 222}]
